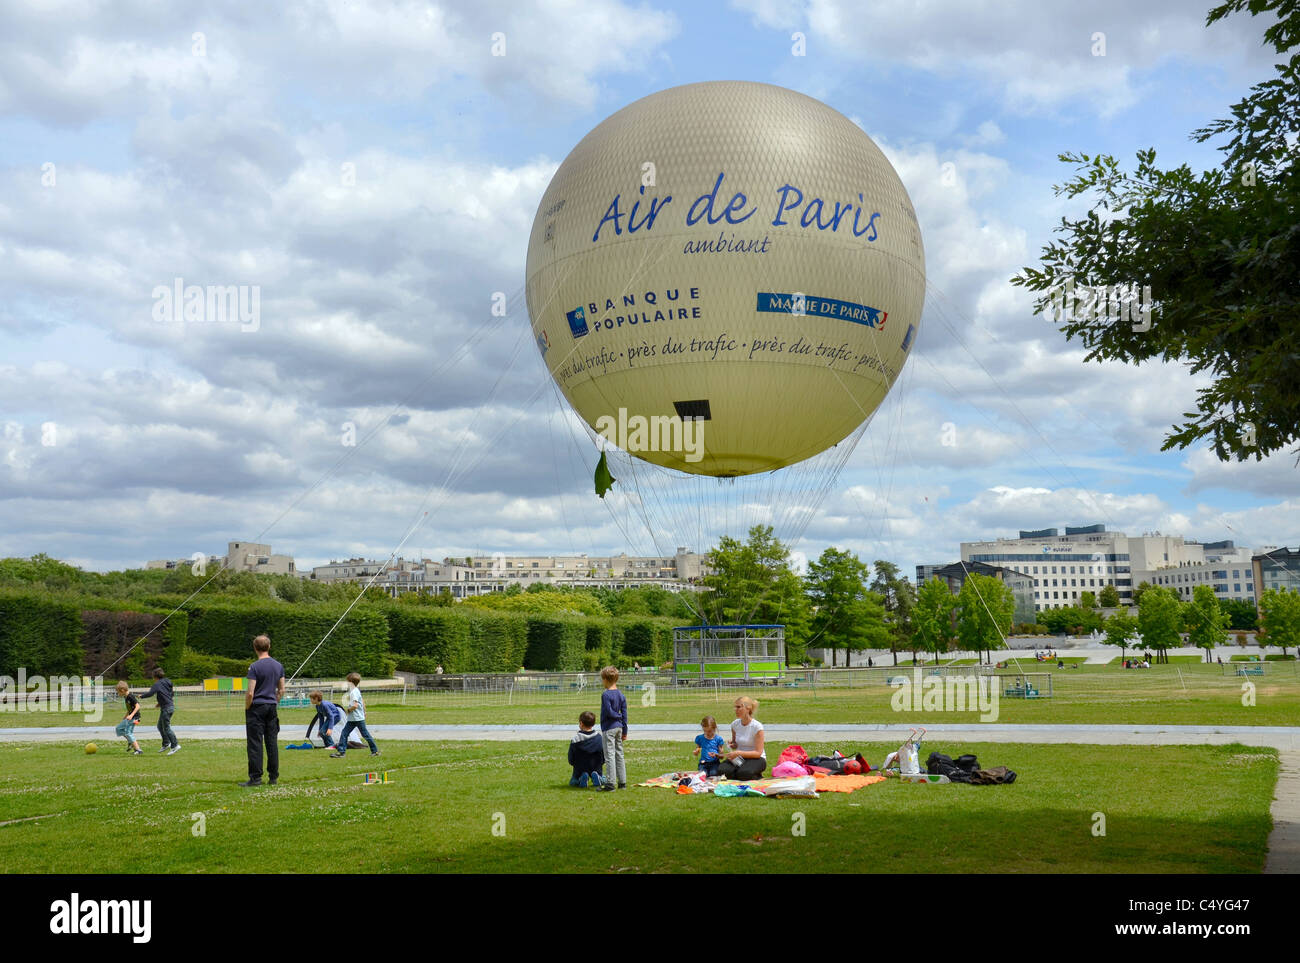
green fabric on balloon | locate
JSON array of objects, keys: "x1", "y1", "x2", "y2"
[{"x1": 594, "y1": 450, "x2": 617, "y2": 498}]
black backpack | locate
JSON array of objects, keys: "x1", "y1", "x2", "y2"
[{"x1": 926, "y1": 752, "x2": 972, "y2": 783}]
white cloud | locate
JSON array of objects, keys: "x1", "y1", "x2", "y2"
[{"x1": 735, "y1": 0, "x2": 1282, "y2": 116}]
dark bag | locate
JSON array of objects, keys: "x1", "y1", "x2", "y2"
[
  {"x1": 970, "y1": 766, "x2": 1017, "y2": 785},
  {"x1": 926, "y1": 752, "x2": 972, "y2": 783},
  {"x1": 806, "y1": 755, "x2": 845, "y2": 774},
  {"x1": 955, "y1": 754, "x2": 979, "y2": 772}
]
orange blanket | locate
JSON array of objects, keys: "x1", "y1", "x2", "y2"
[{"x1": 813, "y1": 773, "x2": 887, "y2": 793}]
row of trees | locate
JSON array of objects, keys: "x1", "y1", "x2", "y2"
[
  {"x1": 699, "y1": 526, "x2": 1015, "y2": 665},
  {"x1": 1103, "y1": 584, "x2": 1300, "y2": 662}
]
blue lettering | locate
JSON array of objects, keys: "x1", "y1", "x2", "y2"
[
  {"x1": 852, "y1": 197, "x2": 881, "y2": 240},
  {"x1": 687, "y1": 172, "x2": 726, "y2": 227},
  {"x1": 593, "y1": 194, "x2": 624, "y2": 241},
  {"x1": 722, "y1": 190, "x2": 756, "y2": 225},
  {"x1": 628, "y1": 189, "x2": 674, "y2": 232},
  {"x1": 772, "y1": 184, "x2": 803, "y2": 226},
  {"x1": 800, "y1": 198, "x2": 837, "y2": 230}
]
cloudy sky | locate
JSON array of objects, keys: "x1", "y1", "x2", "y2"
[{"x1": 1, "y1": 0, "x2": 1295, "y2": 580}]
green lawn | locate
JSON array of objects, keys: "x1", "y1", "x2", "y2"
[
  {"x1": 0, "y1": 740, "x2": 1276, "y2": 873},
  {"x1": 6, "y1": 661, "x2": 1297, "y2": 727}
]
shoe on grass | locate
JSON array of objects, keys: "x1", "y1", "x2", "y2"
[
  {"x1": 239, "y1": 780, "x2": 262, "y2": 787},
  {"x1": 158, "y1": 745, "x2": 169, "y2": 753},
  {"x1": 618, "y1": 783, "x2": 627, "y2": 789},
  {"x1": 329, "y1": 751, "x2": 345, "y2": 758},
  {"x1": 589, "y1": 771, "x2": 603, "y2": 788},
  {"x1": 167, "y1": 745, "x2": 180, "y2": 755},
  {"x1": 600, "y1": 784, "x2": 616, "y2": 792}
]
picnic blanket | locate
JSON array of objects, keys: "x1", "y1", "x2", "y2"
[
  {"x1": 636, "y1": 772, "x2": 817, "y2": 798},
  {"x1": 638, "y1": 771, "x2": 713, "y2": 789},
  {"x1": 812, "y1": 773, "x2": 886, "y2": 793}
]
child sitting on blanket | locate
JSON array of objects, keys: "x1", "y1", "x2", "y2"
[
  {"x1": 568, "y1": 710, "x2": 605, "y2": 788},
  {"x1": 693, "y1": 715, "x2": 726, "y2": 777}
]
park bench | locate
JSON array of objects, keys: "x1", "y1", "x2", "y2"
[
  {"x1": 1003, "y1": 684, "x2": 1041, "y2": 699},
  {"x1": 1236, "y1": 666, "x2": 1265, "y2": 677}
]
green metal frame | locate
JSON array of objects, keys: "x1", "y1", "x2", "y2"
[{"x1": 672, "y1": 624, "x2": 785, "y2": 682}]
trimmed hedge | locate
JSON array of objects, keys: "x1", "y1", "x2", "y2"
[
  {"x1": 185, "y1": 602, "x2": 388, "y2": 677},
  {"x1": 523, "y1": 616, "x2": 586, "y2": 671},
  {"x1": 0, "y1": 592, "x2": 83, "y2": 676},
  {"x1": 466, "y1": 612, "x2": 529, "y2": 672},
  {"x1": 384, "y1": 608, "x2": 471, "y2": 669}
]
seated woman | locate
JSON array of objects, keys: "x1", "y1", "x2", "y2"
[{"x1": 719, "y1": 696, "x2": 766, "y2": 781}]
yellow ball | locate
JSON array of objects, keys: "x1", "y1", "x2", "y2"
[{"x1": 84, "y1": 743, "x2": 98, "y2": 754}]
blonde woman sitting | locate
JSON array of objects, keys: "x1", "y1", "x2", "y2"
[{"x1": 719, "y1": 696, "x2": 766, "y2": 781}]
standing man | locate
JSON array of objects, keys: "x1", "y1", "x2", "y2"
[{"x1": 243, "y1": 634, "x2": 285, "y2": 787}]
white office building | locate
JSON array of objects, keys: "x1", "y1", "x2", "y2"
[
  {"x1": 961, "y1": 524, "x2": 1209, "y2": 611},
  {"x1": 1148, "y1": 540, "x2": 1257, "y2": 603}
]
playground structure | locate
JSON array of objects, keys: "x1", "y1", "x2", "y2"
[
  {"x1": 673, "y1": 624, "x2": 785, "y2": 683},
  {"x1": 202, "y1": 677, "x2": 245, "y2": 692},
  {"x1": 997, "y1": 671, "x2": 1054, "y2": 699}
]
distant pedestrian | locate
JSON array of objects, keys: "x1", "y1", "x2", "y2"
[
  {"x1": 243, "y1": 634, "x2": 284, "y2": 787},
  {"x1": 141, "y1": 667, "x2": 179, "y2": 754}
]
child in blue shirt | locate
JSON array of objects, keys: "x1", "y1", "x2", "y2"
[{"x1": 693, "y1": 715, "x2": 726, "y2": 777}]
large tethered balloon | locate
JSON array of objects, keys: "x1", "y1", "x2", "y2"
[{"x1": 526, "y1": 81, "x2": 924, "y2": 478}]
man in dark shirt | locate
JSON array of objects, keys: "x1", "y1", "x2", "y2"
[
  {"x1": 141, "y1": 667, "x2": 179, "y2": 754},
  {"x1": 243, "y1": 634, "x2": 285, "y2": 787}
]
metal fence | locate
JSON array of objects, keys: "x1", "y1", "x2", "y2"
[{"x1": 1, "y1": 661, "x2": 1294, "y2": 712}]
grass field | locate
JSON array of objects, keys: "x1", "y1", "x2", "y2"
[
  {"x1": 5, "y1": 662, "x2": 1296, "y2": 728},
  {"x1": 0, "y1": 740, "x2": 1277, "y2": 873}
]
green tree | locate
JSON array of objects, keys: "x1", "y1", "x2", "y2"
[
  {"x1": 805, "y1": 548, "x2": 890, "y2": 666},
  {"x1": 1259, "y1": 588, "x2": 1300, "y2": 657},
  {"x1": 1222, "y1": 598, "x2": 1260, "y2": 630},
  {"x1": 1012, "y1": 0, "x2": 1300, "y2": 461},
  {"x1": 956, "y1": 573, "x2": 1014, "y2": 664},
  {"x1": 1137, "y1": 586, "x2": 1183, "y2": 663},
  {"x1": 1098, "y1": 584, "x2": 1121, "y2": 608},
  {"x1": 1184, "y1": 585, "x2": 1230, "y2": 661},
  {"x1": 1103, "y1": 611, "x2": 1139, "y2": 662},
  {"x1": 1131, "y1": 581, "x2": 1153, "y2": 606},
  {"x1": 702, "y1": 526, "x2": 811, "y2": 657},
  {"x1": 870, "y1": 560, "x2": 917, "y2": 665},
  {"x1": 913, "y1": 577, "x2": 957, "y2": 664},
  {"x1": 1036, "y1": 605, "x2": 1103, "y2": 635},
  {"x1": 1079, "y1": 590, "x2": 1097, "y2": 610}
]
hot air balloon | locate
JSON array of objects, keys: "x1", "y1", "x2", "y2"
[{"x1": 525, "y1": 81, "x2": 925, "y2": 485}]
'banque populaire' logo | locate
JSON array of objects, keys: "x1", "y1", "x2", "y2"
[{"x1": 566, "y1": 306, "x2": 589, "y2": 338}]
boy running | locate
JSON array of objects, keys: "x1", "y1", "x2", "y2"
[{"x1": 329, "y1": 673, "x2": 379, "y2": 758}]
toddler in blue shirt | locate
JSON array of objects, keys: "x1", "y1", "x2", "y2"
[{"x1": 693, "y1": 715, "x2": 726, "y2": 777}]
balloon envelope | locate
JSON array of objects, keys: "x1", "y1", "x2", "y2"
[{"x1": 526, "y1": 81, "x2": 924, "y2": 477}]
